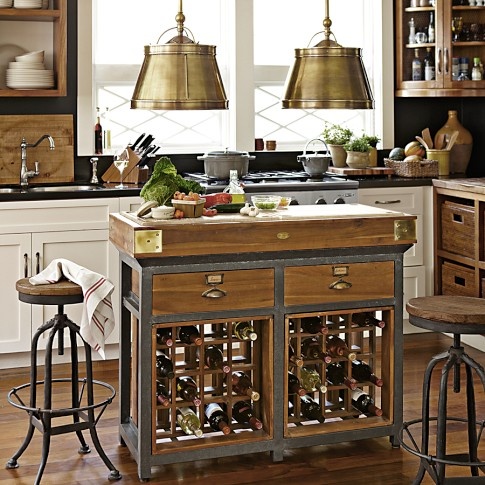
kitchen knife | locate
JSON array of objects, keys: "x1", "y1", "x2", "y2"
[
  {"x1": 138, "y1": 134, "x2": 155, "y2": 152},
  {"x1": 131, "y1": 133, "x2": 145, "y2": 151}
]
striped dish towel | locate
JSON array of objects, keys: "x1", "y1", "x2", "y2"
[{"x1": 29, "y1": 258, "x2": 115, "y2": 359}]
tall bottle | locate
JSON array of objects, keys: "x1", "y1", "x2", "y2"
[
  {"x1": 351, "y1": 360, "x2": 384, "y2": 387},
  {"x1": 424, "y1": 47, "x2": 436, "y2": 81},
  {"x1": 233, "y1": 321, "x2": 257, "y2": 341},
  {"x1": 223, "y1": 169, "x2": 245, "y2": 204},
  {"x1": 300, "y1": 367, "x2": 327, "y2": 393},
  {"x1": 178, "y1": 325, "x2": 203, "y2": 346},
  {"x1": 300, "y1": 394, "x2": 326, "y2": 423},
  {"x1": 412, "y1": 48, "x2": 422, "y2": 81},
  {"x1": 428, "y1": 12, "x2": 435, "y2": 44},
  {"x1": 156, "y1": 328, "x2": 173, "y2": 347},
  {"x1": 326, "y1": 335, "x2": 357, "y2": 361},
  {"x1": 176, "y1": 407, "x2": 203, "y2": 437},
  {"x1": 155, "y1": 380, "x2": 171, "y2": 407},
  {"x1": 288, "y1": 371, "x2": 307, "y2": 396},
  {"x1": 156, "y1": 350, "x2": 175, "y2": 379},
  {"x1": 94, "y1": 107, "x2": 103, "y2": 155},
  {"x1": 176, "y1": 376, "x2": 201, "y2": 406},
  {"x1": 408, "y1": 17, "x2": 416, "y2": 44},
  {"x1": 325, "y1": 362, "x2": 357, "y2": 390},
  {"x1": 205, "y1": 403, "x2": 231, "y2": 435},
  {"x1": 472, "y1": 57, "x2": 483, "y2": 81},
  {"x1": 351, "y1": 312, "x2": 385, "y2": 329},
  {"x1": 351, "y1": 389, "x2": 383, "y2": 417},
  {"x1": 300, "y1": 316, "x2": 329, "y2": 335},
  {"x1": 288, "y1": 344, "x2": 304, "y2": 368},
  {"x1": 103, "y1": 107, "x2": 112, "y2": 152},
  {"x1": 199, "y1": 345, "x2": 231, "y2": 373},
  {"x1": 301, "y1": 337, "x2": 332, "y2": 364},
  {"x1": 230, "y1": 371, "x2": 260, "y2": 401},
  {"x1": 232, "y1": 400, "x2": 263, "y2": 430}
]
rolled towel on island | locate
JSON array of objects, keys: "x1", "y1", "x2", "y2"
[{"x1": 29, "y1": 258, "x2": 115, "y2": 359}]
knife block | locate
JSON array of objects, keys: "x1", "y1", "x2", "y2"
[{"x1": 101, "y1": 146, "x2": 148, "y2": 184}]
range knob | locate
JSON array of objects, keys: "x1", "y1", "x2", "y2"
[
  {"x1": 315, "y1": 198, "x2": 327, "y2": 205},
  {"x1": 333, "y1": 197, "x2": 346, "y2": 204}
]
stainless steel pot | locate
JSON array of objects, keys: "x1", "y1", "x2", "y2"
[
  {"x1": 197, "y1": 150, "x2": 255, "y2": 179},
  {"x1": 297, "y1": 138, "x2": 331, "y2": 176}
]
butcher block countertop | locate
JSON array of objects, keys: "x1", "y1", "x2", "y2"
[
  {"x1": 109, "y1": 204, "x2": 417, "y2": 259},
  {"x1": 433, "y1": 177, "x2": 485, "y2": 195}
]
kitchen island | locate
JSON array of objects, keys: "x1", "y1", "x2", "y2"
[{"x1": 109, "y1": 204, "x2": 417, "y2": 481}]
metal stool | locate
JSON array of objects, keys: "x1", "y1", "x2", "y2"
[
  {"x1": 399, "y1": 296, "x2": 485, "y2": 484},
  {"x1": 5, "y1": 278, "x2": 121, "y2": 484}
]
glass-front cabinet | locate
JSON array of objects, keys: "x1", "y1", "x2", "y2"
[{"x1": 396, "y1": 0, "x2": 485, "y2": 96}]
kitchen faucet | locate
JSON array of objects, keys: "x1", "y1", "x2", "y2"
[{"x1": 20, "y1": 134, "x2": 55, "y2": 187}]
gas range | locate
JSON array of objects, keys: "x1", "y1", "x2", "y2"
[{"x1": 184, "y1": 171, "x2": 359, "y2": 205}]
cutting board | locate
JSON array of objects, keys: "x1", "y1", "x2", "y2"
[
  {"x1": 328, "y1": 166, "x2": 394, "y2": 178},
  {"x1": 0, "y1": 114, "x2": 74, "y2": 185}
]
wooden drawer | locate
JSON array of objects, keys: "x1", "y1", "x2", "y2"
[
  {"x1": 441, "y1": 201, "x2": 475, "y2": 259},
  {"x1": 284, "y1": 262, "x2": 394, "y2": 306},
  {"x1": 152, "y1": 269, "x2": 274, "y2": 314},
  {"x1": 441, "y1": 261, "x2": 477, "y2": 296}
]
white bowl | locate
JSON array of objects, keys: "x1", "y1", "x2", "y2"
[
  {"x1": 151, "y1": 206, "x2": 175, "y2": 220},
  {"x1": 251, "y1": 195, "x2": 282, "y2": 211},
  {"x1": 15, "y1": 51, "x2": 44, "y2": 62}
]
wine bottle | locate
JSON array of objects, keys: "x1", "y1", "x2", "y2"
[
  {"x1": 156, "y1": 350, "x2": 175, "y2": 379},
  {"x1": 178, "y1": 325, "x2": 203, "y2": 346},
  {"x1": 288, "y1": 371, "x2": 307, "y2": 396},
  {"x1": 301, "y1": 337, "x2": 332, "y2": 364},
  {"x1": 94, "y1": 106, "x2": 103, "y2": 155},
  {"x1": 351, "y1": 360, "x2": 384, "y2": 387},
  {"x1": 155, "y1": 380, "x2": 171, "y2": 407},
  {"x1": 300, "y1": 394, "x2": 326, "y2": 423},
  {"x1": 232, "y1": 400, "x2": 263, "y2": 430},
  {"x1": 300, "y1": 316, "x2": 329, "y2": 335},
  {"x1": 325, "y1": 362, "x2": 357, "y2": 390},
  {"x1": 176, "y1": 376, "x2": 201, "y2": 406},
  {"x1": 300, "y1": 367, "x2": 327, "y2": 393},
  {"x1": 176, "y1": 407, "x2": 203, "y2": 437},
  {"x1": 428, "y1": 11, "x2": 435, "y2": 44},
  {"x1": 205, "y1": 402, "x2": 231, "y2": 435},
  {"x1": 233, "y1": 321, "x2": 257, "y2": 341},
  {"x1": 156, "y1": 328, "x2": 173, "y2": 347},
  {"x1": 351, "y1": 312, "x2": 385, "y2": 329},
  {"x1": 326, "y1": 335, "x2": 357, "y2": 361},
  {"x1": 289, "y1": 344, "x2": 304, "y2": 368},
  {"x1": 231, "y1": 371, "x2": 260, "y2": 401},
  {"x1": 200, "y1": 345, "x2": 230, "y2": 373},
  {"x1": 351, "y1": 389, "x2": 383, "y2": 417}
]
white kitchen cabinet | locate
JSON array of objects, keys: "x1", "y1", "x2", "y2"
[
  {"x1": 0, "y1": 198, "x2": 119, "y2": 369},
  {"x1": 119, "y1": 196, "x2": 143, "y2": 213}
]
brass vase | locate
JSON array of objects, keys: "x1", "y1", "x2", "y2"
[{"x1": 435, "y1": 110, "x2": 473, "y2": 174}]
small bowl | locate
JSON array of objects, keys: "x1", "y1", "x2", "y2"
[
  {"x1": 151, "y1": 205, "x2": 175, "y2": 220},
  {"x1": 278, "y1": 196, "x2": 292, "y2": 208},
  {"x1": 251, "y1": 195, "x2": 281, "y2": 211}
]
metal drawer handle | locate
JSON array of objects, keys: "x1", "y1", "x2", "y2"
[
  {"x1": 23, "y1": 253, "x2": 28, "y2": 278},
  {"x1": 202, "y1": 287, "x2": 227, "y2": 298},
  {"x1": 374, "y1": 199, "x2": 401, "y2": 205},
  {"x1": 329, "y1": 278, "x2": 352, "y2": 290}
]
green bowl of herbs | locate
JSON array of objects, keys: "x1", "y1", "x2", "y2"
[{"x1": 251, "y1": 195, "x2": 281, "y2": 211}]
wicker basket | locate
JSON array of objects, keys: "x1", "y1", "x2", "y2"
[{"x1": 384, "y1": 158, "x2": 439, "y2": 178}]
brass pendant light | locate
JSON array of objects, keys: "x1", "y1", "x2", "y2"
[
  {"x1": 131, "y1": 0, "x2": 228, "y2": 110},
  {"x1": 282, "y1": 0, "x2": 374, "y2": 110}
]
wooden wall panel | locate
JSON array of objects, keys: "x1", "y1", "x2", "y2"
[{"x1": 0, "y1": 114, "x2": 74, "y2": 184}]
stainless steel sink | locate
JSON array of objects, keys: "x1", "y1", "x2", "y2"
[
  {"x1": 0, "y1": 187, "x2": 22, "y2": 193},
  {"x1": 27, "y1": 184, "x2": 104, "y2": 193}
]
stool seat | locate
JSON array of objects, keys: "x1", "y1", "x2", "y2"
[
  {"x1": 406, "y1": 296, "x2": 485, "y2": 334},
  {"x1": 16, "y1": 277, "x2": 83, "y2": 305}
]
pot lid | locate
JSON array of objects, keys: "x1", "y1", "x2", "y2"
[
  {"x1": 199, "y1": 149, "x2": 251, "y2": 158},
  {"x1": 135, "y1": 200, "x2": 158, "y2": 218}
]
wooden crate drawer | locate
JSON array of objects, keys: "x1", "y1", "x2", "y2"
[
  {"x1": 441, "y1": 261, "x2": 477, "y2": 296},
  {"x1": 284, "y1": 262, "x2": 394, "y2": 306},
  {"x1": 441, "y1": 201, "x2": 475, "y2": 259},
  {"x1": 152, "y1": 269, "x2": 274, "y2": 314}
]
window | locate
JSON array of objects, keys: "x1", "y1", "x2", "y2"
[{"x1": 78, "y1": 1, "x2": 392, "y2": 155}]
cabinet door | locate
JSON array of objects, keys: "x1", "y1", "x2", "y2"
[
  {"x1": 31, "y1": 229, "x2": 119, "y2": 350},
  {"x1": 0, "y1": 234, "x2": 32, "y2": 354},
  {"x1": 403, "y1": 265, "x2": 426, "y2": 334}
]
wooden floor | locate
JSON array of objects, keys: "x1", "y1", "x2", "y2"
[{"x1": 0, "y1": 332, "x2": 484, "y2": 484}]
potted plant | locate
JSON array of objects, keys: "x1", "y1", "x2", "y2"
[
  {"x1": 344, "y1": 135, "x2": 372, "y2": 169},
  {"x1": 321, "y1": 121, "x2": 353, "y2": 168},
  {"x1": 362, "y1": 134, "x2": 380, "y2": 167}
]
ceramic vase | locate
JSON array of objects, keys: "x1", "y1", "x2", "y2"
[
  {"x1": 328, "y1": 144, "x2": 347, "y2": 168},
  {"x1": 346, "y1": 151, "x2": 370, "y2": 169},
  {"x1": 435, "y1": 110, "x2": 473, "y2": 174}
]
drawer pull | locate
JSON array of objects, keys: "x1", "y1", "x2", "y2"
[
  {"x1": 329, "y1": 278, "x2": 352, "y2": 290},
  {"x1": 202, "y1": 287, "x2": 227, "y2": 298},
  {"x1": 374, "y1": 199, "x2": 401, "y2": 205}
]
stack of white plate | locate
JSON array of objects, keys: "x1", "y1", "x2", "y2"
[
  {"x1": 0, "y1": 0, "x2": 13, "y2": 8},
  {"x1": 6, "y1": 50, "x2": 54, "y2": 89},
  {"x1": 13, "y1": 0, "x2": 42, "y2": 7}
]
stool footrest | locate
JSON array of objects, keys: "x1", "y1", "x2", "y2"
[{"x1": 443, "y1": 478, "x2": 485, "y2": 484}]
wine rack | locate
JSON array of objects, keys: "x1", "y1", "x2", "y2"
[
  {"x1": 285, "y1": 308, "x2": 394, "y2": 438},
  {"x1": 150, "y1": 317, "x2": 273, "y2": 453}
]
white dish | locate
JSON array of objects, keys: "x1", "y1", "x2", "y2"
[
  {"x1": 0, "y1": 44, "x2": 27, "y2": 88},
  {"x1": 9, "y1": 61, "x2": 45, "y2": 69},
  {"x1": 0, "y1": 0, "x2": 13, "y2": 7},
  {"x1": 151, "y1": 206, "x2": 175, "y2": 220}
]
